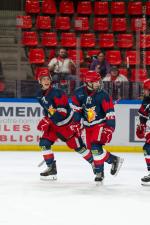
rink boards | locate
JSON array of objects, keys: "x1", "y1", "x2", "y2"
[{"x1": 0, "y1": 98, "x2": 145, "y2": 152}]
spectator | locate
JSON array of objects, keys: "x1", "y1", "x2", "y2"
[
  {"x1": 103, "y1": 66, "x2": 128, "y2": 82},
  {"x1": 90, "y1": 52, "x2": 111, "y2": 78},
  {"x1": 48, "y1": 48, "x2": 76, "y2": 82}
]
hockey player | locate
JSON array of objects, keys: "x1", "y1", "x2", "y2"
[
  {"x1": 136, "y1": 79, "x2": 150, "y2": 186},
  {"x1": 36, "y1": 72, "x2": 95, "y2": 180},
  {"x1": 71, "y1": 71, "x2": 124, "y2": 182}
]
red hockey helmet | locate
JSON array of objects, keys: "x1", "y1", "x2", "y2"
[
  {"x1": 143, "y1": 79, "x2": 150, "y2": 90},
  {"x1": 83, "y1": 70, "x2": 101, "y2": 83},
  {"x1": 35, "y1": 67, "x2": 51, "y2": 81}
]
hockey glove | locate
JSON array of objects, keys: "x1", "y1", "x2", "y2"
[
  {"x1": 100, "y1": 127, "x2": 113, "y2": 145},
  {"x1": 37, "y1": 117, "x2": 52, "y2": 132},
  {"x1": 136, "y1": 124, "x2": 146, "y2": 139}
]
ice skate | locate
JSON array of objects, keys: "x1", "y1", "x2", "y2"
[
  {"x1": 40, "y1": 160, "x2": 57, "y2": 180},
  {"x1": 95, "y1": 171, "x2": 104, "y2": 183},
  {"x1": 141, "y1": 174, "x2": 150, "y2": 186},
  {"x1": 111, "y1": 156, "x2": 124, "y2": 176}
]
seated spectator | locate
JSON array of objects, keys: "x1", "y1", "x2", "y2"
[
  {"x1": 48, "y1": 48, "x2": 76, "y2": 81},
  {"x1": 90, "y1": 52, "x2": 111, "y2": 78},
  {"x1": 103, "y1": 66, "x2": 128, "y2": 82}
]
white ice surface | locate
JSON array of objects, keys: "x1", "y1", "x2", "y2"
[{"x1": 0, "y1": 151, "x2": 150, "y2": 225}]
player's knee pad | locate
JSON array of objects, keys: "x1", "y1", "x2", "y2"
[
  {"x1": 39, "y1": 138, "x2": 53, "y2": 150},
  {"x1": 91, "y1": 143, "x2": 103, "y2": 155},
  {"x1": 143, "y1": 143, "x2": 150, "y2": 156}
]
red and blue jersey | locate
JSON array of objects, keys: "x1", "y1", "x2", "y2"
[
  {"x1": 37, "y1": 86, "x2": 73, "y2": 126},
  {"x1": 71, "y1": 85, "x2": 115, "y2": 130},
  {"x1": 138, "y1": 96, "x2": 150, "y2": 124}
]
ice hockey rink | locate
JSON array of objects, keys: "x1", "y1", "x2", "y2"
[{"x1": 0, "y1": 151, "x2": 150, "y2": 225}]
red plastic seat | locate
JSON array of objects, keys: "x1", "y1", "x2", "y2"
[
  {"x1": 93, "y1": 17, "x2": 109, "y2": 31},
  {"x1": 29, "y1": 48, "x2": 45, "y2": 64},
  {"x1": 94, "y1": 2, "x2": 108, "y2": 15},
  {"x1": 80, "y1": 67, "x2": 89, "y2": 80},
  {"x1": 146, "y1": 2, "x2": 150, "y2": 15},
  {"x1": 47, "y1": 49, "x2": 56, "y2": 61},
  {"x1": 80, "y1": 34, "x2": 96, "y2": 48},
  {"x1": 55, "y1": 16, "x2": 70, "y2": 30},
  {"x1": 128, "y1": 2, "x2": 142, "y2": 15},
  {"x1": 35, "y1": 67, "x2": 49, "y2": 80},
  {"x1": 140, "y1": 35, "x2": 150, "y2": 48},
  {"x1": 145, "y1": 51, "x2": 150, "y2": 65},
  {"x1": 111, "y1": 2, "x2": 125, "y2": 15},
  {"x1": 60, "y1": 33, "x2": 76, "y2": 47},
  {"x1": 77, "y1": 1, "x2": 92, "y2": 15},
  {"x1": 112, "y1": 18, "x2": 127, "y2": 32},
  {"x1": 119, "y1": 68, "x2": 128, "y2": 77},
  {"x1": 117, "y1": 34, "x2": 133, "y2": 48},
  {"x1": 130, "y1": 69, "x2": 147, "y2": 82},
  {"x1": 41, "y1": 32, "x2": 57, "y2": 47},
  {"x1": 68, "y1": 50, "x2": 83, "y2": 63},
  {"x1": 125, "y1": 51, "x2": 137, "y2": 65},
  {"x1": 36, "y1": 16, "x2": 51, "y2": 30},
  {"x1": 25, "y1": 0, "x2": 40, "y2": 14},
  {"x1": 60, "y1": 0, "x2": 74, "y2": 14},
  {"x1": 131, "y1": 18, "x2": 146, "y2": 32},
  {"x1": 74, "y1": 17, "x2": 89, "y2": 31},
  {"x1": 98, "y1": 34, "x2": 114, "y2": 48},
  {"x1": 41, "y1": 0, "x2": 57, "y2": 14},
  {"x1": 86, "y1": 50, "x2": 100, "y2": 58},
  {"x1": 22, "y1": 31, "x2": 38, "y2": 46},
  {"x1": 16, "y1": 15, "x2": 32, "y2": 29},
  {"x1": 106, "y1": 50, "x2": 122, "y2": 65}
]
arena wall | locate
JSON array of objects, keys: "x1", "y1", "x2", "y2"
[{"x1": 0, "y1": 98, "x2": 144, "y2": 152}]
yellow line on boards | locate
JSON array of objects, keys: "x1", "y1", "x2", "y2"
[{"x1": 0, "y1": 145, "x2": 143, "y2": 152}]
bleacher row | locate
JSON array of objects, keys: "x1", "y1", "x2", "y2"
[{"x1": 16, "y1": 0, "x2": 150, "y2": 81}]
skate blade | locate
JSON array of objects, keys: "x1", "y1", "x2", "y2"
[
  {"x1": 141, "y1": 182, "x2": 150, "y2": 186},
  {"x1": 114, "y1": 158, "x2": 124, "y2": 177},
  {"x1": 40, "y1": 175, "x2": 57, "y2": 181},
  {"x1": 95, "y1": 180, "x2": 103, "y2": 186}
]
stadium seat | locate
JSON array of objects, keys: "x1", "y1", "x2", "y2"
[
  {"x1": 106, "y1": 50, "x2": 122, "y2": 65},
  {"x1": 112, "y1": 18, "x2": 127, "y2": 32},
  {"x1": 74, "y1": 17, "x2": 89, "y2": 31},
  {"x1": 86, "y1": 50, "x2": 100, "y2": 58},
  {"x1": 77, "y1": 1, "x2": 92, "y2": 15},
  {"x1": 47, "y1": 49, "x2": 56, "y2": 61},
  {"x1": 59, "y1": 0, "x2": 74, "y2": 14},
  {"x1": 25, "y1": 0, "x2": 40, "y2": 14},
  {"x1": 111, "y1": 2, "x2": 125, "y2": 15},
  {"x1": 16, "y1": 15, "x2": 32, "y2": 29},
  {"x1": 130, "y1": 69, "x2": 148, "y2": 82},
  {"x1": 36, "y1": 16, "x2": 51, "y2": 30},
  {"x1": 146, "y1": 2, "x2": 150, "y2": 15},
  {"x1": 93, "y1": 17, "x2": 109, "y2": 32},
  {"x1": 35, "y1": 67, "x2": 49, "y2": 80},
  {"x1": 131, "y1": 18, "x2": 146, "y2": 32},
  {"x1": 41, "y1": 0, "x2": 57, "y2": 14},
  {"x1": 80, "y1": 33, "x2": 96, "y2": 48},
  {"x1": 22, "y1": 31, "x2": 38, "y2": 46},
  {"x1": 29, "y1": 48, "x2": 45, "y2": 64},
  {"x1": 140, "y1": 34, "x2": 150, "y2": 48},
  {"x1": 60, "y1": 33, "x2": 76, "y2": 47},
  {"x1": 80, "y1": 67, "x2": 89, "y2": 80},
  {"x1": 68, "y1": 50, "x2": 83, "y2": 63},
  {"x1": 41, "y1": 32, "x2": 57, "y2": 47},
  {"x1": 119, "y1": 68, "x2": 128, "y2": 77},
  {"x1": 94, "y1": 1, "x2": 108, "y2": 15},
  {"x1": 98, "y1": 34, "x2": 114, "y2": 48},
  {"x1": 145, "y1": 51, "x2": 150, "y2": 65},
  {"x1": 125, "y1": 51, "x2": 137, "y2": 65},
  {"x1": 117, "y1": 34, "x2": 133, "y2": 48},
  {"x1": 128, "y1": 2, "x2": 142, "y2": 15},
  {"x1": 55, "y1": 16, "x2": 70, "y2": 30}
]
